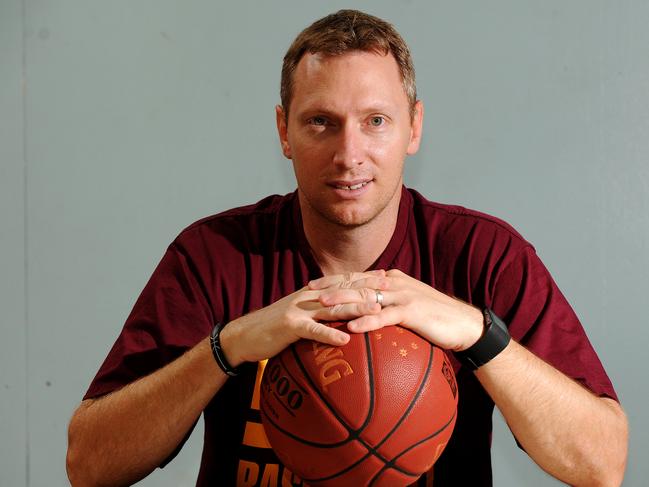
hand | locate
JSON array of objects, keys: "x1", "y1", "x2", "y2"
[
  {"x1": 309, "y1": 269, "x2": 484, "y2": 351},
  {"x1": 220, "y1": 271, "x2": 386, "y2": 366}
]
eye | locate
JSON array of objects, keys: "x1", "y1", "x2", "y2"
[
  {"x1": 369, "y1": 116, "x2": 385, "y2": 127},
  {"x1": 308, "y1": 116, "x2": 328, "y2": 126}
]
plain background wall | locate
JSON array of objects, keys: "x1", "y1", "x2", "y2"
[{"x1": 1, "y1": 1, "x2": 647, "y2": 485}]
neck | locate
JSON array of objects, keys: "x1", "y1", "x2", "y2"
[{"x1": 299, "y1": 193, "x2": 401, "y2": 276}]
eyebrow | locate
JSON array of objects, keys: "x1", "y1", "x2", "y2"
[{"x1": 296, "y1": 102, "x2": 395, "y2": 119}]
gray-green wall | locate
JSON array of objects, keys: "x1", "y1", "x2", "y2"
[{"x1": 1, "y1": 1, "x2": 647, "y2": 485}]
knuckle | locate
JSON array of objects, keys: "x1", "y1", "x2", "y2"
[
  {"x1": 359, "y1": 288, "x2": 373, "y2": 302},
  {"x1": 305, "y1": 321, "x2": 321, "y2": 336},
  {"x1": 341, "y1": 277, "x2": 352, "y2": 289},
  {"x1": 330, "y1": 303, "x2": 345, "y2": 315}
]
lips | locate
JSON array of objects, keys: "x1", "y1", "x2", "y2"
[{"x1": 329, "y1": 179, "x2": 373, "y2": 190}]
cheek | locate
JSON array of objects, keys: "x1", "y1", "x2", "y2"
[
  {"x1": 372, "y1": 133, "x2": 410, "y2": 164},
  {"x1": 291, "y1": 147, "x2": 327, "y2": 185},
  {"x1": 293, "y1": 138, "x2": 332, "y2": 165},
  {"x1": 373, "y1": 143, "x2": 395, "y2": 161}
]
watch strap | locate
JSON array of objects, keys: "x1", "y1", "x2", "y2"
[
  {"x1": 455, "y1": 308, "x2": 511, "y2": 370},
  {"x1": 210, "y1": 322, "x2": 240, "y2": 377}
]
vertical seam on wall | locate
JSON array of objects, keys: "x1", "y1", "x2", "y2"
[{"x1": 21, "y1": 0, "x2": 29, "y2": 485}]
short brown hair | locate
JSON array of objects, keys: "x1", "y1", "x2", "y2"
[{"x1": 280, "y1": 9, "x2": 417, "y2": 119}]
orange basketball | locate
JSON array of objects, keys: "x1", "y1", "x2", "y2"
[{"x1": 260, "y1": 323, "x2": 458, "y2": 486}]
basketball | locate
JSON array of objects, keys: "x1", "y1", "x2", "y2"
[{"x1": 259, "y1": 323, "x2": 458, "y2": 486}]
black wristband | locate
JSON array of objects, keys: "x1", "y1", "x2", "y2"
[
  {"x1": 209, "y1": 322, "x2": 240, "y2": 377},
  {"x1": 455, "y1": 308, "x2": 511, "y2": 370}
]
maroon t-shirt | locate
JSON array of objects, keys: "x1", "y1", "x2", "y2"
[{"x1": 85, "y1": 187, "x2": 617, "y2": 486}]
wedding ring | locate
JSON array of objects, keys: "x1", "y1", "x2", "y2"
[{"x1": 375, "y1": 290, "x2": 384, "y2": 307}]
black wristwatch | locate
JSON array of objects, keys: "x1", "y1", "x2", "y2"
[{"x1": 455, "y1": 308, "x2": 511, "y2": 370}]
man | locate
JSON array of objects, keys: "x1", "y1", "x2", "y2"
[{"x1": 66, "y1": 9, "x2": 627, "y2": 487}]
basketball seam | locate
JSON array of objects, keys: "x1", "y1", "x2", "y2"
[
  {"x1": 291, "y1": 332, "x2": 377, "y2": 441},
  {"x1": 260, "y1": 351, "x2": 350, "y2": 448},
  {"x1": 291, "y1": 331, "x2": 386, "y2": 484},
  {"x1": 270, "y1": 389, "x2": 297, "y2": 418},
  {"x1": 368, "y1": 408, "x2": 458, "y2": 486},
  {"x1": 260, "y1": 339, "x2": 375, "y2": 449},
  {"x1": 306, "y1": 339, "x2": 441, "y2": 482},
  {"x1": 372, "y1": 344, "x2": 436, "y2": 453},
  {"x1": 302, "y1": 332, "x2": 437, "y2": 483},
  {"x1": 275, "y1": 348, "x2": 309, "y2": 394}
]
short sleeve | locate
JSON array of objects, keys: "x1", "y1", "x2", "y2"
[
  {"x1": 490, "y1": 245, "x2": 617, "y2": 401},
  {"x1": 84, "y1": 241, "x2": 215, "y2": 400}
]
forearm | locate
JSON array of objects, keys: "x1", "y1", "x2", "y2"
[
  {"x1": 66, "y1": 337, "x2": 226, "y2": 487},
  {"x1": 309, "y1": 271, "x2": 629, "y2": 484},
  {"x1": 475, "y1": 340, "x2": 628, "y2": 486},
  {"x1": 65, "y1": 282, "x2": 361, "y2": 487}
]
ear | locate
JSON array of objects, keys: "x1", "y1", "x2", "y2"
[
  {"x1": 406, "y1": 100, "x2": 424, "y2": 156},
  {"x1": 276, "y1": 105, "x2": 292, "y2": 159}
]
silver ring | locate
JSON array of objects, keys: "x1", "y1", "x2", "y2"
[{"x1": 375, "y1": 290, "x2": 384, "y2": 307}]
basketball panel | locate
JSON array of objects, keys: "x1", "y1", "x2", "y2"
[
  {"x1": 291, "y1": 324, "x2": 373, "y2": 432},
  {"x1": 260, "y1": 354, "x2": 350, "y2": 444}
]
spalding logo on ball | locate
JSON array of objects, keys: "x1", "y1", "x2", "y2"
[{"x1": 260, "y1": 323, "x2": 458, "y2": 487}]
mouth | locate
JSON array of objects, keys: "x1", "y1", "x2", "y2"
[{"x1": 329, "y1": 179, "x2": 373, "y2": 191}]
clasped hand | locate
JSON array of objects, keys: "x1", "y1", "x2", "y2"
[{"x1": 222, "y1": 269, "x2": 483, "y2": 368}]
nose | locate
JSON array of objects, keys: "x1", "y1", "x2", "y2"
[{"x1": 332, "y1": 123, "x2": 364, "y2": 168}]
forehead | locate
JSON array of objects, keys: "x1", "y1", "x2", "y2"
[{"x1": 290, "y1": 51, "x2": 408, "y2": 114}]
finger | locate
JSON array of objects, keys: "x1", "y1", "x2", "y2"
[
  {"x1": 347, "y1": 306, "x2": 404, "y2": 333},
  {"x1": 386, "y1": 269, "x2": 405, "y2": 278},
  {"x1": 298, "y1": 319, "x2": 350, "y2": 346},
  {"x1": 311, "y1": 301, "x2": 382, "y2": 322},
  {"x1": 308, "y1": 270, "x2": 386, "y2": 290},
  {"x1": 347, "y1": 276, "x2": 390, "y2": 291},
  {"x1": 294, "y1": 288, "x2": 327, "y2": 302},
  {"x1": 293, "y1": 289, "x2": 332, "y2": 311},
  {"x1": 319, "y1": 288, "x2": 387, "y2": 307}
]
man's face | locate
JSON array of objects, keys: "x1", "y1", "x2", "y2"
[{"x1": 277, "y1": 51, "x2": 423, "y2": 229}]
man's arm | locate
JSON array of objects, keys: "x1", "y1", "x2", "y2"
[
  {"x1": 310, "y1": 270, "x2": 629, "y2": 487},
  {"x1": 476, "y1": 340, "x2": 627, "y2": 487},
  {"x1": 67, "y1": 338, "x2": 224, "y2": 487},
  {"x1": 66, "y1": 284, "x2": 373, "y2": 486}
]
